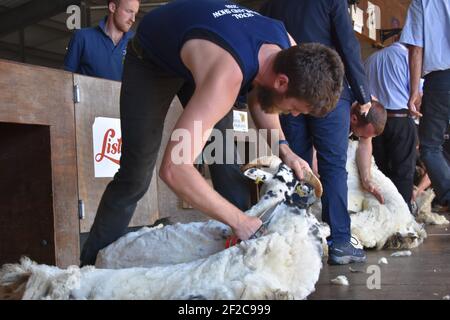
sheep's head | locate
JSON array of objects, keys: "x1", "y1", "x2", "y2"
[
  {"x1": 384, "y1": 232, "x2": 419, "y2": 250},
  {"x1": 242, "y1": 157, "x2": 321, "y2": 222},
  {"x1": 242, "y1": 156, "x2": 323, "y2": 198},
  {"x1": 383, "y1": 224, "x2": 426, "y2": 250},
  {"x1": 242, "y1": 157, "x2": 320, "y2": 211}
]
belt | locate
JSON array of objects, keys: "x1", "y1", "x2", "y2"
[
  {"x1": 387, "y1": 113, "x2": 409, "y2": 118},
  {"x1": 386, "y1": 110, "x2": 409, "y2": 118}
]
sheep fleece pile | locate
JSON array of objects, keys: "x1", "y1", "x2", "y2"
[{"x1": 1, "y1": 203, "x2": 325, "y2": 300}]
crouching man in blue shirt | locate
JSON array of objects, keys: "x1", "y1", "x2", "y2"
[{"x1": 64, "y1": 0, "x2": 140, "y2": 81}]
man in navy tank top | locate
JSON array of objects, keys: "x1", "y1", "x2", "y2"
[{"x1": 80, "y1": 0, "x2": 345, "y2": 266}]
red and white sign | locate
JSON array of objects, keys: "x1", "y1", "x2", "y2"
[{"x1": 92, "y1": 117, "x2": 122, "y2": 178}]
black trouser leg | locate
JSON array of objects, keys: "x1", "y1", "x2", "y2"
[
  {"x1": 207, "y1": 112, "x2": 252, "y2": 211},
  {"x1": 177, "y1": 83, "x2": 251, "y2": 211},
  {"x1": 373, "y1": 116, "x2": 417, "y2": 210}
]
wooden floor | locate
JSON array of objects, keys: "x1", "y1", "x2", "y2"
[{"x1": 309, "y1": 211, "x2": 450, "y2": 300}]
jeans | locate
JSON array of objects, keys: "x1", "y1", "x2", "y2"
[
  {"x1": 80, "y1": 39, "x2": 250, "y2": 266},
  {"x1": 280, "y1": 98, "x2": 351, "y2": 243},
  {"x1": 419, "y1": 69, "x2": 450, "y2": 205}
]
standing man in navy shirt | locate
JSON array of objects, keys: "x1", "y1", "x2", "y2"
[
  {"x1": 64, "y1": 0, "x2": 140, "y2": 81},
  {"x1": 260, "y1": 0, "x2": 371, "y2": 265}
]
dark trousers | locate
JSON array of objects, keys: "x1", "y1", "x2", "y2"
[
  {"x1": 80, "y1": 41, "x2": 250, "y2": 266},
  {"x1": 280, "y1": 98, "x2": 351, "y2": 244},
  {"x1": 419, "y1": 69, "x2": 450, "y2": 206},
  {"x1": 177, "y1": 83, "x2": 251, "y2": 211},
  {"x1": 372, "y1": 113, "x2": 417, "y2": 210}
]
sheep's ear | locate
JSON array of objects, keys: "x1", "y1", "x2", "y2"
[{"x1": 243, "y1": 167, "x2": 274, "y2": 183}]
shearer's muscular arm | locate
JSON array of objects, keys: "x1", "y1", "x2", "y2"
[{"x1": 159, "y1": 39, "x2": 262, "y2": 240}]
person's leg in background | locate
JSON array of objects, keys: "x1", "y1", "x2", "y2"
[
  {"x1": 444, "y1": 123, "x2": 450, "y2": 163},
  {"x1": 207, "y1": 111, "x2": 252, "y2": 211},
  {"x1": 279, "y1": 113, "x2": 313, "y2": 165},
  {"x1": 177, "y1": 84, "x2": 252, "y2": 211},
  {"x1": 309, "y1": 99, "x2": 351, "y2": 245},
  {"x1": 384, "y1": 117, "x2": 417, "y2": 211},
  {"x1": 372, "y1": 125, "x2": 389, "y2": 176},
  {"x1": 373, "y1": 117, "x2": 417, "y2": 211},
  {"x1": 419, "y1": 74, "x2": 450, "y2": 207},
  {"x1": 80, "y1": 43, "x2": 185, "y2": 266}
]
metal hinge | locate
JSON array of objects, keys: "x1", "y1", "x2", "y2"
[
  {"x1": 73, "y1": 84, "x2": 81, "y2": 103},
  {"x1": 78, "y1": 199, "x2": 85, "y2": 220}
]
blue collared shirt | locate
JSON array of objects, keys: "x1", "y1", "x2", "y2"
[
  {"x1": 64, "y1": 17, "x2": 134, "y2": 81},
  {"x1": 400, "y1": 0, "x2": 450, "y2": 76},
  {"x1": 364, "y1": 42, "x2": 422, "y2": 110}
]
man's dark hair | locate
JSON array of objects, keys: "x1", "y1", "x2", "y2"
[
  {"x1": 272, "y1": 43, "x2": 344, "y2": 117},
  {"x1": 352, "y1": 100, "x2": 387, "y2": 135}
]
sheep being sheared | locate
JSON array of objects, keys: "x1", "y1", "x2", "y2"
[
  {"x1": 96, "y1": 157, "x2": 329, "y2": 270},
  {"x1": 346, "y1": 140, "x2": 427, "y2": 249},
  {"x1": 0, "y1": 162, "x2": 328, "y2": 300}
]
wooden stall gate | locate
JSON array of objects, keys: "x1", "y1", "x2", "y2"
[
  {"x1": 0, "y1": 60, "x2": 161, "y2": 267},
  {"x1": 0, "y1": 60, "x2": 79, "y2": 267},
  {"x1": 73, "y1": 74, "x2": 158, "y2": 233}
]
